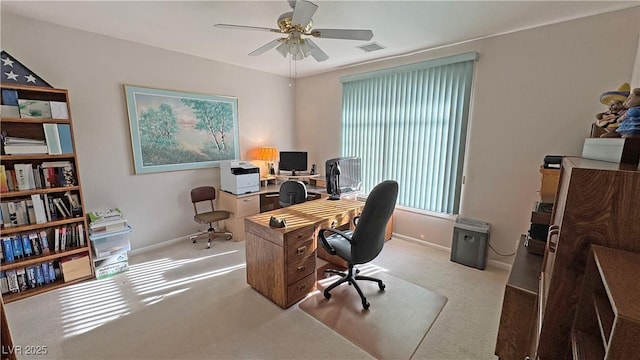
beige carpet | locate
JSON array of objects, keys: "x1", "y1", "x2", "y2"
[{"x1": 299, "y1": 266, "x2": 448, "y2": 360}]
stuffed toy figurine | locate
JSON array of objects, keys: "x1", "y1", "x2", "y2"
[
  {"x1": 596, "y1": 82, "x2": 630, "y2": 137},
  {"x1": 616, "y1": 87, "x2": 640, "y2": 137}
]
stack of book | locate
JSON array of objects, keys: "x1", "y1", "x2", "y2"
[
  {"x1": 3, "y1": 136, "x2": 48, "y2": 155},
  {"x1": 87, "y1": 208, "x2": 127, "y2": 235}
]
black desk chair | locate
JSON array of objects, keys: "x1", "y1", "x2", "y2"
[
  {"x1": 190, "y1": 186, "x2": 232, "y2": 249},
  {"x1": 318, "y1": 180, "x2": 399, "y2": 309},
  {"x1": 279, "y1": 180, "x2": 307, "y2": 207}
]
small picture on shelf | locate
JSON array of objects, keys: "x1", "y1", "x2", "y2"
[{"x1": 18, "y1": 99, "x2": 52, "y2": 119}]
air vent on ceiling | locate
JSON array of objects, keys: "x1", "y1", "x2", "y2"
[{"x1": 356, "y1": 42, "x2": 385, "y2": 53}]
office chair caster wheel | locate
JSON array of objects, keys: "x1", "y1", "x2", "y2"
[
  {"x1": 362, "y1": 301, "x2": 370, "y2": 310},
  {"x1": 323, "y1": 290, "x2": 332, "y2": 300},
  {"x1": 379, "y1": 283, "x2": 386, "y2": 291},
  {"x1": 192, "y1": 239, "x2": 197, "y2": 243},
  {"x1": 226, "y1": 235, "x2": 232, "y2": 240}
]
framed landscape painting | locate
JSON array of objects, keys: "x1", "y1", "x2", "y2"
[{"x1": 124, "y1": 85, "x2": 240, "y2": 174}]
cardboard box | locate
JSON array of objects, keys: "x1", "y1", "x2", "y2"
[
  {"x1": 60, "y1": 255, "x2": 92, "y2": 282},
  {"x1": 94, "y1": 253, "x2": 129, "y2": 280}
]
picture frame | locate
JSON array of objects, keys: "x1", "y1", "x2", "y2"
[{"x1": 124, "y1": 85, "x2": 240, "y2": 174}]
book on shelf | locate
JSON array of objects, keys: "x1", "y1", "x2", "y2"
[
  {"x1": 0, "y1": 165, "x2": 8, "y2": 192},
  {"x1": 3, "y1": 144, "x2": 49, "y2": 154},
  {"x1": 49, "y1": 101, "x2": 69, "y2": 119},
  {"x1": 25, "y1": 199, "x2": 36, "y2": 225},
  {"x1": 43, "y1": 123, "x2": 62, "y2": 155},
  {"x1": 31, "y1": 194, "x2": 48, "y2": 224},
  {"x1": 53, "y1": 198, "x2": 72, "y2": 218},
  {"x1": 34, "y1": 265, "x2": 45, "y2": 286},
  {"x1": 18, "y1": 99, "x2": 52, "y2": 119},
  {"x1": 4, "y1": 136, "x2": 46, "y2": 145},
  {"x1": 0, "y1": 105, "x2": 19, "y2": 118},
  {"x1": 21, "y1": 234, "x2": 33, "y2": 257},
  {"x1": 6, "y1": 269, "x2": 19, "y2": 293},
  {"x1": 57, "y1": 123, "x2": 74, "y2": 154},
  {"x1": 11, "y1": 236, "x2": 23, "y2": 259},
  {"x1": 6, "y1": 201, "x2": 19, "y2": 226},
  {"x1": 1, "y1": 89, "x2": 18, "y2": 106},
  {"x1": 41, "y1": 263, "x2": 50, "y2": 284},
  {"x1": 14, "y1": 163, "x2": 34, "y2": 191},
  {"x1": 16, "y1": 268, "x2": 28, "y2": 291},
  {"x1": 0, "y1": 272, "x2": 8, "y2": 295},
  {"x1": 29, "y1": 232, "x2": 42, "y2": 256},
  {"x1": 2, "y1": 237, "x2": 14, "y2": 263},
  {"x1": 39, "y1": 230, "x2": 50, "y2": 255},
  {"x1": 25, "y1": 266, "x2": 36, "y2": 289}
]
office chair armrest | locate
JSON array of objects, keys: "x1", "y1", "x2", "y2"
[{"x1": 318, "y1": 228, "x2": 353, "y2": 255}]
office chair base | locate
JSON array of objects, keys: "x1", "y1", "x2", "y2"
[
  {"x1": 323, "y1": 265, "x2": 385, "y2": 310},
  {"x1": 190, "y1": 227, "x2": 233, "y2": 249}
]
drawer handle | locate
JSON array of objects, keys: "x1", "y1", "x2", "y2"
[
  {"x1": 297, "y1": 265, "x2": 306, "y2": 273},
  {"x1": 296, "y1": 246, "x2": 307, "y2": 255},
  {"x1": 297, "y1": 284, "x2": 306, "y2": 291},
  {"x1": 547, "y1": 228, "x2": 559, "y2": 253},
  {"x1": 242, "y1": 198, "x2": 253, "y2": 202}
]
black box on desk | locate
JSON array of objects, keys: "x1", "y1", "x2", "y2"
[{"x1": 450, "y1": 218, "x2": 491, "y2": 270}]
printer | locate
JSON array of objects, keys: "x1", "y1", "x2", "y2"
[{"x1": 220, "y1": 160, "x2": 260, "y2": 195}]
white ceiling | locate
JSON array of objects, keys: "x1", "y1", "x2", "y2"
[{"x1": 2, "y1": 1, "x2": 638, "y2": 78}]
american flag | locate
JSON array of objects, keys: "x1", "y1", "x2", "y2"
[{"x1": 1, "y1": 50, "x2": 51, "y2": 87}]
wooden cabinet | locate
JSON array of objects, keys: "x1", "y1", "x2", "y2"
[
  {"x1": 218, "y1": 191, "x2": 260, "y2": 242},
  {"x1": 495, "y1": 237, "x2": 543, "y2": 360},
  {"x1": 244, "y1": 199, "x2": 363, "y2": 308},
  {"x1": 536, "y1": 157, "x2": 640, "y2": 359},
  {"x1": 245, "y1": 220, "x2": 317, "y2": 308},
  {"x1": 496, "y1": 157, "x2": 640, "y2": 360},
  {"x1": 571, "y1": 246, "x2": 640, "y2": 360},
  {"x1": 0, "y1": 84, "x2": 92, "y2": 303}
]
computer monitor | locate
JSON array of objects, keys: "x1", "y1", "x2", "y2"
[{"x1": 279, "y1": 151, "x2": 308, "y2": 176}]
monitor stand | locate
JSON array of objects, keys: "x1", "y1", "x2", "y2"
[
  {"x1": 291, "y1": 170, "x2": 297, "y2": 176},
  {"x1": 328, "y1": 194, "x2": 340, "y2": 201}
]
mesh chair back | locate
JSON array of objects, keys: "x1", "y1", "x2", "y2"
[
  {"x1": 279, "y1": 180, "x2": 307, "y2": 207},
  {"x1": 350, "y1": 180, "x2": 399, "y2": 264}
]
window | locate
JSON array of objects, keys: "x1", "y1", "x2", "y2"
[{"x1": 341, "y1": 52, "x2": 477, "y2": 214}]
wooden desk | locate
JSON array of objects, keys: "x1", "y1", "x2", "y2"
[{"x1": 244, "y1": 199, "x2": 364, "y2": 308}]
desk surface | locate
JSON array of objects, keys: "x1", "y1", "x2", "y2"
[
  {"x1": 223, "y1": 183, "x2": 327, "y2": 198},
  {"x1": 245, "y1": 198, "x2": 363, "y2": 235}
]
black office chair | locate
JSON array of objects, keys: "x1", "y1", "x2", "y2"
[
  {"x1": 190, "y1": 186, "x2": 232, "y2": 249},
  {"x1": 279, "y1": 180, "x2": 307, "y2": 207},
  {"x1": 318, "y1": 180, "x2": 399, "y2": 310}
]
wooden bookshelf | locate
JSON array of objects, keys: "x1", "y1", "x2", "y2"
[{"x1": 1, "y1": 84, "x2": 93, "y2": 303}]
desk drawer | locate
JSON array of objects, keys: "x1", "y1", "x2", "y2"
[
  {"x1": 287, "y1": 254, "x2": 316, "y2": 285},
  {"x1": 284, "y1": 226, "x2": 315, "y2": 244},
  {"x1": 286, "y1": 237, "x2": 315, "y2": 263},
  {"x1": 234, "y1": 194, "x2": 260, "y2": 217},
  {"x1": 287, "y1": 272, "x2": 316, "y2": 306}
]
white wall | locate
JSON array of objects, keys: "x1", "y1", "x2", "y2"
[
  {"x1": 296, "y1": 7, "x2": 640, "y2": 265},
  {"x1": 2, "y1": 14, "x2": 296, "y2": 250}
]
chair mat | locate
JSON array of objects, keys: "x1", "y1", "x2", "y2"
[{"x1": 298, "y1": 268, "x2": 447, "y2": 359}]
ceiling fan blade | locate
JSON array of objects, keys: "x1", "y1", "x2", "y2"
[
  {"x1": 291, "y1": 0, "x2": 318, "y2": 26},
  {"x1": 311, "y1": 29, "x2": 373, "y2": 41},
  {"x1": 306, "y1": 39, "x2": 329, "y2": 62},
  {"x1": 249, "y1": 39, "x2": 284, "y2": 56},
  {"x1": 215, "y1": 24, "x2": 281, "y2": 33}
]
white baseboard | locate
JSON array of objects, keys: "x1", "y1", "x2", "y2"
[
  {"x1": 391, "y1": 233, "x2": 512, "y2": 271},
  {"x1": 128, "y1": 235, "x2": 192, "y2": 256}
]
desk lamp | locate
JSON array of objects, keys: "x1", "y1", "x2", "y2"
[
  {"x1": 328, "y1": 163, "x2": 341, "y2": 200},
  {"x1": 258, "y1": 146, "x2": 278, "y2": 175}
]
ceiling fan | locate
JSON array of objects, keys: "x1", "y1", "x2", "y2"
[{"x1": 214, "y1": 0, "x2": 374, "y2": 62}]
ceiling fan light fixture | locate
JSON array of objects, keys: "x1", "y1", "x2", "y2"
[{"x1": 276, "y1": 42, "x2": 290, "y2": 58}]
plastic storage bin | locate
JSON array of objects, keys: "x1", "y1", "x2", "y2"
[
  {"x1": 451, "y1": 217, "x2": 491, "y2": 270},
  {"x1": 89, "y1": 226, "x2": 132, "y2": 260}
]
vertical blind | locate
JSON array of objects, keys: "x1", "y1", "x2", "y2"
[{"x1": 340, "y1": 52, "x2": 477, "y2": 214}]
